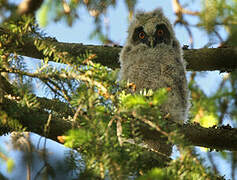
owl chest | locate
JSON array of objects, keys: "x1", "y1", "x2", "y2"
[
  {"x1": 124, "y1": 57, "x2": 183, "y2": 90},
  {"x1": 125, "y1": 62, "x2": 163, "y2": 90}
]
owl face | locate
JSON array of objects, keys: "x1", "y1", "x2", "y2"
[
  {"x1": 126, "y1": 9, "x2": 179, "y2": 50},
  {"x1": 132, "y1": 24, "x2": 171, "y2": 48}
]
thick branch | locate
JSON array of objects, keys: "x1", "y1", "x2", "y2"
[
  {"x1": 180, "y1": 124, "x2": 237, "y2": 151},
  {"x1": 1, "y1": 28, "x2": 237, "y2": 71},
  {"x1": 1, "y1": 96, "x2": 237, "y2": 151},
  {"x1": 0, "y1": 97, "x2": 72, "y2": 141}
]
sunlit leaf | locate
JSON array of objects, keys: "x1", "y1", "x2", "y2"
[
  {"x1": 152, "y1": 88, "x2": 168, "y2": 106},
  {"x1": 7, "y1": 159, "x2": 15, "y2": 173},
  {"x1": 37, "y1": 1, "x2": 51, "y2": 27},
  {"x1": 64, "y1": 129, "x2": 93, "y2": 148},
  {"x1": 138, "y1": 168, "x2": 168, "y2": 180},
  {"x1": 199, "y1": 114, "x2": 218, "y2": 128},
  {"x1": 121, "y1": 94, "x2": 148, "y2": 109}
]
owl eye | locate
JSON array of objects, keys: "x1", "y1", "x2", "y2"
[
  {"x1": 157, "y1": 29, "x2": 164, "y2": 36},
  {"x1": 138, "y1": 32, "x2": 145, "y2": 39}
]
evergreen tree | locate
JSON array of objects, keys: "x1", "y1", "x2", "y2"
[{"x1": 0, "y1": 0, "x2": 236, "y2": 179}]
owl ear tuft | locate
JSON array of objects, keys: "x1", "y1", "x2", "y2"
[
  {"x1": 135, "y1": 8, "x2": 164, "y2": 20},
  {"x1": 152, "y1": 8, "x2": 164, "y2": 17},
  {"x1": 135, "y1": 10, "x2": 145, "y2": 20}
]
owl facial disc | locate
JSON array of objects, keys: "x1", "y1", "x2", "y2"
[{"x1": 132, "y1": 24, "x2": 171, "y2": 47}]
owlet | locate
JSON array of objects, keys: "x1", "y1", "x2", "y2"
[{"x1": 119, "y1": 9, "x2": 189, "y2": 124}]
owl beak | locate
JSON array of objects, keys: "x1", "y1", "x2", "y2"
[{"x1": 149, "y1": 37, "x2": 156, "y2": 48}]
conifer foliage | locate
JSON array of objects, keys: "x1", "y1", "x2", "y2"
[{"x1": 0, "y1": 0, "x2": 236, "y2": 179}]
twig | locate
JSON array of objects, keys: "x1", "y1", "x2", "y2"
[
  {"x1": 42, "y1": 80, "x2": 65, "y2": 99},
  {"x1": 217, "y1": 78, "x2": 229, "y2": 125},
  {"x1": 72, "y1": 105, "x2": 82, "y2": 128},
  {"x1": 0, "y1": 67, "x2": 108, "y2": 96},
  {"x1": 172, "y1": 0, "x2": 199, "y2": 16},
  {"x1": 132, "y1": 111, "x2": 169, "y2": 137},
  {"x1": 207, "y1": 152, "x2": 219, "y2": 174},
  {"x1": 175, "y1": 19, "x2": 194, "y2": 48},
  {"x1": 116, "y1": 117, "x2": 123, "y2": 146},
  {"x1": 0, "y1": 152, "x2": 8, "y2": 161},
  {"x1": 121, "y1": 138, "x2": 169, "y2": 157},
  {"x1": 214, "y1": 30, "x2": 224, "y2": 44},
  {"x1": 44, "y1": 113, "x2": 52, "y2": 137},
  {"x1": 17, "y1": 0, "x2": 44, "y2": 15},
  {"x1": 184, "y1": 24, "x2": 194, "y2": 48}
]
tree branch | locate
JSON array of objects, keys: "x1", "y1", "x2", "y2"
[
  {"x1": 1, "y1": 96, "x2": 237, "y2": 151},
  {"x1": 1, "y1": 28, "x2": 237, "y2": 71},
  {"x1": 0, "y1": 97, "x2": 72, "y2": 141},
  {"x1": 172, "y1": 0, "x2": 199, "y2": 16},
  {"x1": 180, "y1": 123, "x2": 237, "y2": 151},
  {"x1": 17, "y1": 0, "x2": 44, "y2": 15}
]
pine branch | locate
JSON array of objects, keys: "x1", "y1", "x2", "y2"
[{"x1": 1, "y1": 28, "x2": 237, "y2": 71}]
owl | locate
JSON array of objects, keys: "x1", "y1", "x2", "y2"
[{"x1": 119, "y1": 8, "x2": 189, "y2": 124}]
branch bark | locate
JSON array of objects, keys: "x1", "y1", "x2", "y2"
[
  {"x1": 0, "y1": 97, "x2": 72, "y2": 141},
  {"x1": 1, "y1": 28, "x2": 237, "y2": 71},
  {"x1": 180, "y1": 124, "x2": 237, "y2": 151}
]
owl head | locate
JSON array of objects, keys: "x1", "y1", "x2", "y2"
[{"x1": 125, "y1": 8, "x2": 180, "y2": 50}]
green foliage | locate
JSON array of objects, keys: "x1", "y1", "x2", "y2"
[
  {"x1": 37, "y1": 0, "x2": 53, "y2": 27},
  {"x1": 189, "y1": 75, "x2": 219, "y2": 127},
  {"x1": 65, "y1": 129, "x2": 93, "y2": 148},
  {"x1": 138, "y1": 168, "x2": 168, "y2": 180},
  {"x1": 0, "y1": 111, "x2": 24, "y2": 134},
  {"x1": 44, "y1": 53, "x2": 171, "y2": 178},
  {"x1": 120, "y1": 88, "x2": 168, "y2": 110},
  {"x1": 138, "y1": 149, "x2": 224, "y2": 180},
  {"x1": 200, "y1": 0, "x2": 237, "y2": 33},
  {"x1": 189, "y1": 71, "x2": 237, "y2": 129},
  {"x1": 55, "y1": 56, "x2": 220, "y2": 179}
]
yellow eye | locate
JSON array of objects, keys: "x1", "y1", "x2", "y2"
[
  {"x1": 138, "y1": 32, "x2": 145, "y2": 39},
  {"x1": 157, "y1": 29, "x2": 164, "y2": 36}
]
